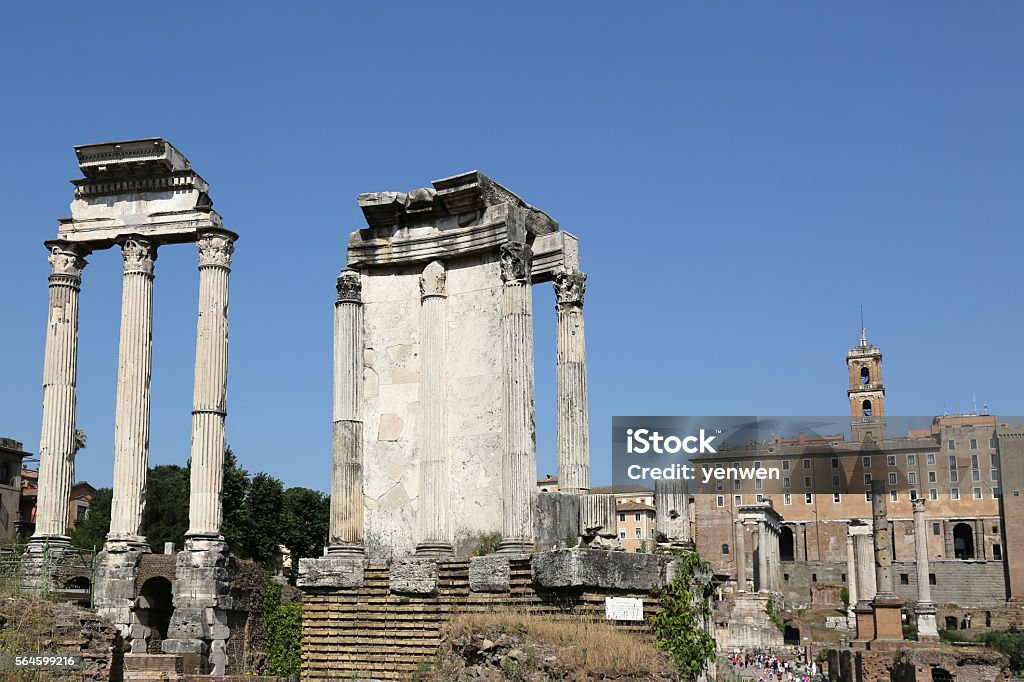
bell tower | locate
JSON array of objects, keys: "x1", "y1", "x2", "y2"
[{"x1": 847, "y1": 324, "x2": 885, "y2": 441}]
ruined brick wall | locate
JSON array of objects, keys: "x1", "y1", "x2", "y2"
[
  {"x1": 224, "y1": 559, "x2": 267, "y2": 675},
  {"x1": 301, "y1": 559, "x2": 661, "y2": 680}
]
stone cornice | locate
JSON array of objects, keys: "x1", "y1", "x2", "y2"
[
  {"x1": 74, "y1": 138, "x2": 191, "y2": 179},
  {"x1": 72, "y1": 170, "x2": 209, "y2": 200}
]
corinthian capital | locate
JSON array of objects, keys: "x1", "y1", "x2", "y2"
[
  {"x1": 47, "y1": 243, "x2": 88, "y2": 283},
  {"x1": 196, "y1": 232, "x2": 234, "y2": 269},
  {"x1": 336, "y1": 268, "x2": 362, "y2": 303},
  {"x1": 420, "y1": 261, "x2": 446, "y2": 299},
  {"x1": 553, "y1": 268, "x2": 586, "y2": 307},
  {"x1": 121, "y1": 238, "x2": 157, "y2": 277},
  {"x1": 500, "y1": 242, "x2": 532, "y2": 285},
  {"x1": 912, "y1": 498, "x2": 926, "y2": 513}
]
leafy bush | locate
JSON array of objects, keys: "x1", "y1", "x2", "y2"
[
  {"x1": 977, "y1": 629, "x2": 1024, "y2": 675},
  {"x1": 650, "y1": 551, "x2": 717, "y2": 681},
  {"x1": 264, "y1": 581, "x2": 303, "y2": 676}
]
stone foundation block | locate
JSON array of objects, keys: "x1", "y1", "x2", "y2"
[
  {"x1": 389, "y1": 557, "x2": 438, "y2": 594},
  {"x1": 297, "y1": 556, "x2": 366, "y2": 588},
  {"x1": 531, "y1": 548, "x2": 671, "y2": 590},
  {"x1": 162, "y1": 638, "x2": 207, "y2": 655},
  {"x1": 469, "y1": 555, "x2": 511, "y2": 593},
  {"x1": 534, "y1": 492, "x2": 580, "y2": 551}
]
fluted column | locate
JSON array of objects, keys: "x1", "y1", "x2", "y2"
[
  {"x1": 655, "y1": 479, "x2": 691, "y2": 545},
  {"x1": 186, "y1": 231, "x2": 234, "y2": 541},
  {"x1": 328, "y1": 269, "x2": 365, "y2": 555},
  {"x1": 913, "y1": 498, "x2": 939, "y2": 638},
  {"x1": 107, "y1": 238, "x2": 157, "y2": 548},
  {"x1": 499, "y1": 242, "x2": 537, "y2": 553},
  {"x1": 756, "y1": 520, "x2": 768, "y2": 591},
  {"x1": 32, "y1": 242, "x2": 89, "y2": 544},
  {"x1": 735, "y1": 519, "x2": 747, "y2": 591},
  {"x1": 554, "y1": 269, "x2": 589, "y2": 495},
  {"x1": 416, "y1": 261, "x2": 452, "y2": 555},
  {"x1": 846, "y1": 531, "x2": 859, "y2": 614}
]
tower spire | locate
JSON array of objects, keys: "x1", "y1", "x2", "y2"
[{"x1": 859, "y1": 305, "x2": 867, "y2": 347}]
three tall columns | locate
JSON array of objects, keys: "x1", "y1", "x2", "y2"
[
  {"x1": 500, "y1": 242, "x2": 537, "y2": 552},
  {"x1": 32, "y1": 243, "x2": 89, "y2": 544},
  {"x1": 186, "y1": 231, "x2": 235, "y2": 542},
  {"x1": 328, "y1": 269, "x2": 365, "y2": 555},
  {"x1": 108, "y1": 238, "x2": 157, "y2": 548}
]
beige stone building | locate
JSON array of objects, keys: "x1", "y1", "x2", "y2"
[{"x1": 692, "y1": 329, "x2": 1022, "y2": 616}]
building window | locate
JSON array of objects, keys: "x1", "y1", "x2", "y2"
[
  {"x1": 887, "y1": 455, "x2": 897, "y2": 466},
  {"x1": 722, "y1": 543, "x2": 730, "y2": 555},
  {"x1": 812, "y1": 573, "x2": 818, "y2": 582},
  {"x1": 861, "y1": 366, "x2": 870, "y2": 384},
  {"x1": 972, "y1": 469, "x2": 981, "y2": 482},
  {"x1": 782, "y1": 460, "x2": 790, "y2": 470},
  {"x1": 890, "y1": 490, "x2": 898, "y2": 502},
  {"x1": 910, "y1": 489, "x2": 918, "y2": 500},
  {"x1": 734, "y1": 495, "x2": 742, "y2": 506},
  {"x1": 862, "y1": 400, "x2": 872, "y2": 417},
  {"x1": 900, "y1": 573, "x2": 909, "y2": 585},
  {"x1": 831, "y1": 458, "x2": 839, "y2": 469},
  {"x1": 907, "y1": 454, "x2": 917, "y2": 466},
  {"x1": 804, "y1": 476, "x2": 812, "y2": 487},
  {"x1": 803, "y1": 459, "x2": 811, "y2": 469},
  {"x1": 832, "y1": 475, "x2": 840, "y2": 486},
  {"x1": 950, "y1": 469, "x2": 959, "y2": 483},
  {"x1": 949, "y1": 455, "x2": 958, "y2": 468},
  {"x1": 619, "y1": 513, "x2": 625, "y2": 522},
  {"x1": 929, "y1": 574, "x2": 937, "y2": 586},
  {"x1": 755, "y1": 494, "x2": 765, "y2": 503},
  {"x1": 970, "y1": 438, "x2": 978, "y2": 449},
  {"x1": 951, "y1": 488, "x2": 960, "y2": 500},
  {"x1": 948, "y1": 440, "x2": 956, "y2": 450},
  {"x1": 784, "y1": 493, "x2": 792, "y2": 505},
  {"x1": 734, "y1": 479, "x2": 742, "y2": 490},
  {"x1": 993, "y1": 544, "x2": 1002, "y2": 560},
  {"x1": 620, "y1": 530, "x2": 626, "y2": 539},
  {"x1": 864, "y1": 474, "x2": 872, "y2": 485},
  {"x1": 863, "y1": 456, "x2": 872, "y2": 468},
  {"x1": 716, "y1": 480, "x2": 724, "y2": 491},
  {"x1": 716, "y1": 496, "x2": 724, "y2": 508},
  {"x1": 634, "y1": 513, "x2": 641, "y2": 521},
  {"x1": 991, "y1": 469, "x2": 1000, "y2": 482},
  {"x1": 635, "y1": 528, "x2": 642, "y2": 538},
  {"x1": 990, "y1": 437, "x2": 997, "y2": 449},
  {"x1": 971, "y1": 454, "x2": 980, "y2": 468},
  {"x1": 783, "y1": 477, "x2": 791, "y2": 489},
  {"x1": 932, "y1": 522, "x2": 941, "y2": 536},
  {"x1": 928, "y1": 471, "x2": 937, "y2": 483},
  {"x1": 927, "y1": 453, "x2": 936, "y2": 465},
  {"x1": 833, "y1": 493, "x2": 841, "y2": 503},
  {"x1": 75, "y1": 505, "x2": 88, "y2": 523},
  {"x1": 755, "y1": 479, "x2": 763, "y2": 490},
  {"x1": 993, "y1": 487, "x2": 1002, "y2": 499},
  {"x1": 973, "y1": 487, "x2": 982, "y2": 499},
  {"x1": 866, "y1": 492, "x2": 873, "y2": 501},
  {"x1": 888, "y1": 472, "x2": 898, "y2": 485},
  {"x1": 992, "y1": 453, "x2": 1000, "y2": 467},
  {"x1": 908, "y1": 472, "x2": 917, "y2": 484},
  {"x1": 929, "y1": 489, "x2": 938, "y2": 501},
  {"x1": 805, "y1": 493, "x2": 813, "y2": 504}
]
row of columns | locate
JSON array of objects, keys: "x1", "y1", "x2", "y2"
[
  {"x1": 733, "y1": 514, "x2": 782, "y2": 593},
  {"x1": 327, "y1": 241, "x2": 590, "y2": 555},
  {"x1": 30, "y1": 231, "x2": 235, "y2": 550}
]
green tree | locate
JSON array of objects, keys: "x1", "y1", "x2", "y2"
[
  {"x1": 264, "y1": 580, "x2": 302, "y2": 676},
  {"x1": 70, "y1": 487, "x2": 111, "y2": 551},
  {"x1": 281, "y1": 487, "x2": 330, "y2": 581},
  {"x1": 140, "y1": 464, "x2": 190, "y2": 550},
  {"x1": 650, "y1": 551, "x2": 717, "y2": 681},
  {"x1": 219, "y1": 448, "x2": 251, "y2": 555},
  {"x1": 240, "y1": 473, "x2": 285, "y2": 562}
]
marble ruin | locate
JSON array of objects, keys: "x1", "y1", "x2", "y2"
[{"x1": 25, "y1": 139, "x2": 243, "y2": 673}]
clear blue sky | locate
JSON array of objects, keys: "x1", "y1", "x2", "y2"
[{"x1": 1, "y1": 3, "x2": 1021, "y2": 492}]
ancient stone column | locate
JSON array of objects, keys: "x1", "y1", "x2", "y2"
[
  {"x1": 554, "y1": 269, "x2": 589, "y2": 495},
  {"x1": 870, "y1": 480, "x2": 904, "y2": 640},
  {"x1": 32, "y1": 242, "x2": 89, "y2": 544},
  {"x1": 328, "y1": 269, "x2": 365, "y2": 555},
  {"x1": 756, "y1": 519, "x2": 769, "y2": 592},
  {"x1": 499, "y1": 242, "x2": 537, "y2": 553},
  {"x1": 416, "y1": 261, "x2": 452, "y2": 556},
  {"x1": 186, "y1": 231, "x2": 234, "y2": 542},
  {"x1": 579, "y1": 493, "x2": 618, "y2": 547},
  {"x1": 846, "y1": 531, "x2": 858, "y2": 617},
  {"x1": 107, "y1": 238, "x2": 157, "y2": 548},
  {"x1": 655, "y1": 479, "x2": 691, "y2": 546},
  {"x1": 912, "y1": 498, "x2": 939, "y2": 639},
  {"x1": 735, "y1": 519, "x2": 747, "y2": 591},
  {"x1": 771, "y1": 525, "x2": 782, "y2": 592}
]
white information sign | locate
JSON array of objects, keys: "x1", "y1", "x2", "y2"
[{"x1": 604, "y1": 596, "x2": 644, "y2": 621}]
